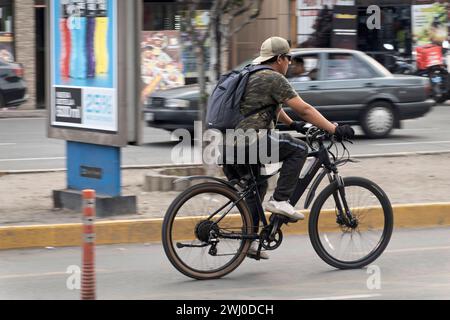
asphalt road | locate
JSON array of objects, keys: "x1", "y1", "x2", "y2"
[
  {"x1": 1, "y1": 104, "x2": 450, "y2": 171},
  {"x1": 1, "y1": 227, "x2": 449, "y2": 300}
]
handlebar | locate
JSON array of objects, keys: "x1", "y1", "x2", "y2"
[
  {"x1": 294, "y1": 124, "x2": 355, "y2": 167},
  {"x1": 296, "y1": 124, "x2": 353, "y2": 150}
]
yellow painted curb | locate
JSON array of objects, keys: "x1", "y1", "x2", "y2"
[{"x1": 1, "y1": 203, "x2": 450, "y2": 250}]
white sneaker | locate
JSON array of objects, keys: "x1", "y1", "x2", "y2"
[
  {"x1": 265, "y1": 198, "x2": 305, "y2": 221},
  {"x1": 246, "y1": 241, "x2": 269, "y2": 260}
]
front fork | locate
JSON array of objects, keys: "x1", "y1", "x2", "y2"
[{"x1": 329, "y1": 173, "x2": 358, "y2": 228}]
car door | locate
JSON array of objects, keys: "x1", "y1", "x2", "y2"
[{"x1": 315, "y1": 52, "x2": 379, "y2": 122}]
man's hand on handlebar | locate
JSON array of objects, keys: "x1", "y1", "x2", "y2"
[
  {"x1": 334, "y1": 125, "x2": 355, "y2": 141},
  {"x1": 290, "y1": 121, "x2": 355, "y2": 142},
  {"x1": 289, "y1": 121, "x2": 309, "y2": 134}
]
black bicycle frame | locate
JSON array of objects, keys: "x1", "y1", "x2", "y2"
[{"x1": 221, "y1": 141, "x2": 338, "y2": 231}]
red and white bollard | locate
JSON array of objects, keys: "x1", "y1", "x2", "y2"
[{"x1": 82, "y1": 189, "x2": 96, "y2": 300}]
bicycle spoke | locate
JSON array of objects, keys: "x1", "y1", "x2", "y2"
[
  {"x1": 165, "y1": 186, "x2": 250, "y2": 276},
  {"x1": 313, "y1": 179, "x2": 392, "y2": 266}
]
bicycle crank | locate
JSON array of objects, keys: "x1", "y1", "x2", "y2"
[{"x1": 260, "y1": 229, "x2": 283, "y2": 251}]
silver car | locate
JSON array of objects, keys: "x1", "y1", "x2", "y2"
[{"x1": 144, "y1": 48, "x2": 434, "y2": 138}]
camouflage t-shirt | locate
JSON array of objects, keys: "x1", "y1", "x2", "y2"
[{"x1": 236, "y1": 69, "x2": 298, "y2": 131}]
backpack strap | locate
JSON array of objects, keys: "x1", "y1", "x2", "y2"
[{"x1": 241, "y1": 65, "x2": 275, "y2": 120}]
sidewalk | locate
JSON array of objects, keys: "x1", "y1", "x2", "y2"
[
  {"x1": 1, "y1": 153, "x2": 450, "y2": 249},
  {"x1": 1, "y1": 153, "x2": 450, "y2": 226}
]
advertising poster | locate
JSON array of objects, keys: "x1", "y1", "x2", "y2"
[
  {"x1": 412, "y1": 3, "x2": 448, "y2": 47},
  {"x1": 0, "y1": 32, "x2": 15, "y2": 63},
  {"x1": 50, "y1": 0, "x2": 118, "y2": 132},
  {"x1": 141, "y1": 31, "x2": 185, "y2": 101}
]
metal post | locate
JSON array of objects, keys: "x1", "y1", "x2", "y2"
[{"x1": 81, "y1": 189, "x2": 96, "y2": 300}]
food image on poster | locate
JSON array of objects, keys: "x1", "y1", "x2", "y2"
[
  {"x1": 412, "y1": 3, "x2": 448, "y2": 47},
  {"x1": 141, "y1": 31, "x2": 185, "y2": 100},
  {"x1": 0, "y1": 33, "x2": 15, "y2": 63}
]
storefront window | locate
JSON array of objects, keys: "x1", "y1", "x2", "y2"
[
  {"x1": 0, "y1": 0, "x2": 14, "y2": 62},
  {"x1": 357, "y1": 5, "x2": 412, "y2": 56}
]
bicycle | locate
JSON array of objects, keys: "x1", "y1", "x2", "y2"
[{"x1": 162, "y1": 127, "x2": 394, "y2": 280}]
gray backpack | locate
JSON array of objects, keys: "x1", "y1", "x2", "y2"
[{"x1": 206, "y1": 65, "x2": 273, "y2": 131}]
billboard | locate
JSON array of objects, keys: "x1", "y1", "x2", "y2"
[
  {"x1": 412, "y1": 3, "x2": 448, "y2": 48},
  {"x1": 50, "y1": 0, "x2": 118, "y2": 132}
]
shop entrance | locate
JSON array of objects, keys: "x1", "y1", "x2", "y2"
[{"x1": 357, "y1": 5, "x2": 412, "y2": 55}]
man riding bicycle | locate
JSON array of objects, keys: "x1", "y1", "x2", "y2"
[{"x1": 222, "y1": 37, "x2": 355, "y2": 259}]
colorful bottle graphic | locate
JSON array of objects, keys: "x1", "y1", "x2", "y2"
[
  {"x1": 86, "y1": 0, "x2": 97, "y2": 77},
  {"x1": 60, "y1": 0, "x2": 71, "y2": 78},
  {"x1": 95, "y1": 0, "x2": 109, "y2": 75},
  {"x1": 69, "y1": 0, "x2": 88, "y2": 79}
]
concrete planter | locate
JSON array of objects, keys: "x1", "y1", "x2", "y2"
[{"x1": 144, "y1": 165, "x2": 278, "y2": 192}]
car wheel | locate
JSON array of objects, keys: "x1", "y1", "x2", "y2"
[
  {"x1": 361, "y1": 101, "x2": 395, "y2": 139},
  {"x1": 0, "y1": 93, "x2": 5, "y2": 108}
]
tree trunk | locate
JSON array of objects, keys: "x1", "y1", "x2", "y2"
[
  {"x1": 220, "y1": 20, "x2": 231, "y2": 73},
  {"x1": 196, "y1": 46, "x2": 207, "y2": 126},
  {"x1": 210, "y1": 11, "x2": 223, "y2": 82}
]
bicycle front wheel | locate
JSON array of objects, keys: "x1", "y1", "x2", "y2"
[
  {"x1": 309, "y1": 177, "x2": 393, "y2": 269},
  {"x1": 162, "y1": 182, "x2": 253, "y2": 280}
]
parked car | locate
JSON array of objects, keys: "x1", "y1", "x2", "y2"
[
  {"x1": 143, "y1": 48, "x2": 434, "y2": 138},
  {"x1": 0, "y1": 60, "x2": 27, "y2": 108}
]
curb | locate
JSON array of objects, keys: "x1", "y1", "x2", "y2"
[
  {"x1": 1, "y1": 203, "x2": 449, "y2": 250},
  {"x1": 0, "y1": 110, "x2": 47, "y2": 119}
]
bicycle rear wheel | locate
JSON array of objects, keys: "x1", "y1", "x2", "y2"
[
  {"x1": 162, "y1": 182, "x2": 253, "y2": 280},
  {"x1": 309, "y1": 177, "x2": 393, "y2": 269}
]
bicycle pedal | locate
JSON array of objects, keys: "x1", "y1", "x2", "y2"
[{"x1": 272, "y1": 214, "x2": 297, "y2": 224}]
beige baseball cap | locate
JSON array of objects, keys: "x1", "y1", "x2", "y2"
[{"x1": 252, "y1": 37, "x2": 291, "y2": 65}]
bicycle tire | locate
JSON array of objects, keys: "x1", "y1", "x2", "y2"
[
  {"x1": 309, "y1": 177, "x2": 393, "y2": 269},
  {"x1": 162, "y1": 182, "x2": 253, "y2": 280}
]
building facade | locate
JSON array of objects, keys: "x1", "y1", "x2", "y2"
[
  {"x1": 11, "y1": 0, "x2": 294, "y2": 110},
  {"x1": 296, "y1": 0, "x2": 450, "y2": 56},
  {"x1": 9, "y1": 0, "x2": 449, "y2": 110}
]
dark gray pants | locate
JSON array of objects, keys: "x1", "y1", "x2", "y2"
[{"x1": 223, "y1": 132, "x2": 308, "y2": 232}]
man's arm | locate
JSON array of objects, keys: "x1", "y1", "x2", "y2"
[
  {"x1": 276, "y1": 107, "x2": 294, "y2": 126},
  {"x1": 285, "y1": 96, "x2": 336, "y2": 134}
]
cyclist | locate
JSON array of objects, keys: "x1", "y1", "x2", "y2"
[{"x1": 222, "y1": 37, "x2": 355, "y2": 260}]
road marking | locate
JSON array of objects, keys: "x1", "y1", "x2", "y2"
[
  {"x1": 0, "y1": 157, "x2": 65, "y2": 162},
  {"x1": 301, "y1": 294, "x2": 382, "y2": 300},
  {"x1": 0, "y1": 271, "x2": 68, "y2": 280},
  {"x1": 385, "y1": 246, "x2": 450, "y2": 254},
  {"x1": 0, "y1": 143, "x2": 16, "y2": 146},
  {"x1": 0, "y1": 269, "x2": 110, "y2": 280},
  {"x1": 375, "y1": 141, "x2": 450, "y2": 146},
  {"x1": 401, "y1": 128, "x2": 439, "y2": 131}
]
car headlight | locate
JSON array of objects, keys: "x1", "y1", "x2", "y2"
[{"x1": 166, "y1": 99, "x2": 190, "y2": 108}]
